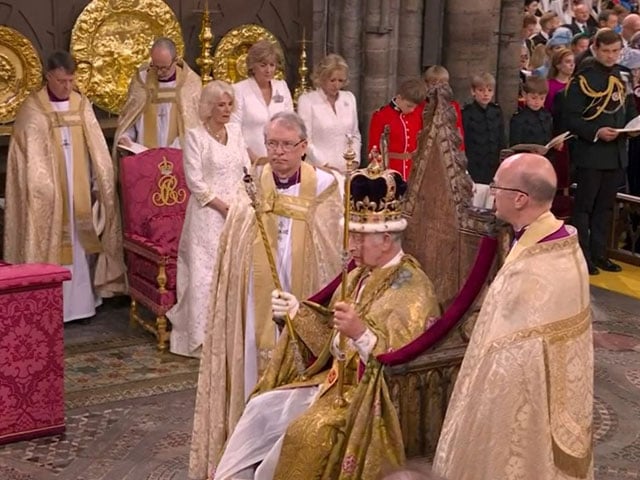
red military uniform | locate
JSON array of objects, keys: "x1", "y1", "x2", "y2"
[{"x1": 368, "y1": 99, "x2": 424, "y2": 180}]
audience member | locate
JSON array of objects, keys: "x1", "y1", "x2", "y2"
[
  {"x1": 565, "y1": 3, "x2": 598, "y2": 36},
  {"x1": 531, "y1": 11, "x2": 561, "y2": 47},
  {"x1": 462, "y1": 72, "x2": 505, "y2": 184}
]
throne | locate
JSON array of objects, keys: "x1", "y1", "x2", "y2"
[
  {"x1": 119, "y1": 147, "x2": 189, "y2": 350},
  {"x1": 382, "y1": 83, "x2": 510, "y2": 458}
]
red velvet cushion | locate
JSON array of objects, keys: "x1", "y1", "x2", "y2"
[{"x1": 142, "y1": 213, "x2": 184, "y2": 253}]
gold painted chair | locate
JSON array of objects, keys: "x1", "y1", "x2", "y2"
[{"x1": 119, "y1": 147, "x2": 189, "y2": 349}]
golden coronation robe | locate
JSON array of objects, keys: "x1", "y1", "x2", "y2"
[
  {"x1": 433, "y1": 212, "x2": 594, "y2": 480},
  {"x1": 189, "y1": 161, "x2": 343, "y2": 480},
  {"x1": 213, "y1": 253, "x2": 441, "y2": 480},
  {"x1": 113, "y1": 61, "x2": 201, "y2": 156},
  {"x1": 4, "y1": 87, "x2": 126, "y2": 298}
]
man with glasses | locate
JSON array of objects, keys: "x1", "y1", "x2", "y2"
[
  {"x1": 114, "y1": 37, "x2": 201, "y2": 155},
  {"x1": 189, "y1": 111, "x2": 343, "y2": 479},
  {"x1": 434, "y1": 153, "x2": 593, "y2": 480}
]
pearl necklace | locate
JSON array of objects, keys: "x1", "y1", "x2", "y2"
[{"x1": 206, "y1": 123, "x2": 226, "y2": 143}]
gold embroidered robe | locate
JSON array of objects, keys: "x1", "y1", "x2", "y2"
[
  {"x1": 113, "y1": 61, "x2": 201, "y2": 158},
  {"x1": 433, "y1": 213, "x2": 594, "y2": 480},
  {"x1": 256, "y1": 255, "x2": 441, "y2": 480},
  {"x1": 4, "y1": 87, "x2": 126, "y2": 297},
  {"x1": 189, "y1": 161, "x2": 343, "y2": 480}
]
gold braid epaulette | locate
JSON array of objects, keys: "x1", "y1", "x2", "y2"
[{"x1": 578, "y1": 74, "x2": 626, "y2": 120}]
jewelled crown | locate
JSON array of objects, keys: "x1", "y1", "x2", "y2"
[{"x1": 349, "y1": 154, "x2": 408, "y2": 233}]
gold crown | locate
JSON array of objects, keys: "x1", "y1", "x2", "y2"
[
  {"x1": 348, "y1": 153, "x2": 407, "y2": 232},
  {"x1": 157, "y1": 156, "x2": 174, "y2": 176}
]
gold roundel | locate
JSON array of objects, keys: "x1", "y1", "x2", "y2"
[
  {"x1": 0, "y1": 26, "x2": 42, "y2": 124},
  {"x1": 70, "y1": 0, "x2": 185, "y2": 114},
  {"x1": 213, "y1": 24, "x2": 285, "y2": 84}
]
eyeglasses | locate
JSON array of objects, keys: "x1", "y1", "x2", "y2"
[
  {"x1": 265, "y1": 139, "x2": 305, "y2": 152},
  {"x1": 489, "y1": 182, "x2": 529, "y2": 196},
  {"x1": 150, "y1": 59, "x2": 176, "y2": 72}
]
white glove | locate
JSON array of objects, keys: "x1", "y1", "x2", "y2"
[{"x1": 271, "y1": 290, "x2": 299, "y2": 319}]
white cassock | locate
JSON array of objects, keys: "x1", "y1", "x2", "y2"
[
  {"x1": 124, "y1": 72, "x2": 181, "y2": 148},
  {"x1": 296, "y1": 89, "x2": 362, "y2": 170},
  {"x1": 230, "y1": 77, "x2": 293, "y2": 158},
  {"x1": 243, "y1": 168, "x2": 335, "y2": 399},
  {"x1": 51, "y1": 99, "x2": 101, "y2": 322}
]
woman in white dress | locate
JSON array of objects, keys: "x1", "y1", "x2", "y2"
[
  {"x1": 168, "y1": 80, "x2": 250, "y2": 357},
  {"x1": 231, "y1": 39, "x2": 293, "y2": 162},
  {"x1": 297, "y1": 53, "x2": 361, "y2": 171}
]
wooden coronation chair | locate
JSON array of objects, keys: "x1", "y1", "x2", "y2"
[{"x1": 119, "y1": 147, "x2": 189, "y2": 350}]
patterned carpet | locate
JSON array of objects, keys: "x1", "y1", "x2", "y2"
[{"x1": 0, "y1": 290, "x2": 639, "y2": 479}]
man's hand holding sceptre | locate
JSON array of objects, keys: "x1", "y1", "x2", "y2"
[{"x1": 242, "y1": 167, "x2": 307, "y2": 377}]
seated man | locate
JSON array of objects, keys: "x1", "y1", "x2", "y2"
[
  {"x1": 213, "y1": 160, "x2": 441, "y2": 480},
  {"x1": 114, "y1": 37, "x2": 201, "y2": 153}
]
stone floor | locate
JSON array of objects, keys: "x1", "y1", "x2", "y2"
[{"x1": 0, "y1": 287, "x2": 639, "y2": 479}]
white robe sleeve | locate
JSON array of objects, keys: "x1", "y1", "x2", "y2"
[{"x1": 183, "y1": 128, "x2": 216, "y2": 206}]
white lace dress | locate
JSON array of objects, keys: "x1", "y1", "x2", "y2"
[{"x1": 168, "y1": 122, "x2": 250, "y2": 357}]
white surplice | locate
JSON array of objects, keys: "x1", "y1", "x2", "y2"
[
  {"x1": 51, "y1": 100, "x2": 101, "y2": 322},
  {"x1": 230, "y1": 77, "x2": 293, "y2": 158},
  {"x1": 297, "y1": 88, "x2": 362, "y2": 170},
  {"x1": 167, "y1": 123, "x2": 250, "y2": 357},
  {"x1": 124, "y1": 72, "x2": 180, "y2": 148},
  {"x1": 242, "y1": 168, "x2": 336, "y2": 399}
]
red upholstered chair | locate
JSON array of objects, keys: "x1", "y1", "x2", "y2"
[
  {"x1": 119, "y1": 147, "x2": 189, "y2": 350},
  {"x1": 0, "y1": 262, "x2": 71, "y2": 444}
]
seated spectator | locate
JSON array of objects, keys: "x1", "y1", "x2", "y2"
[
  {"x1": 509, "y1": 76, "x2": 553, "y2": 148},
  {"x1": 597, "y1": 9, "x2": 620, "y2": 30},
  {"x1": 564, "y1": 3, "x2": 598, "y2": 36},
  {"x1": 532, "y1": 12, "x2": 561, "y2": 47},
  {"x1": 523, "y1": 14, "x2": 540, "y2": 55},
  {"x1": 462, "y1": 72, "x2": 505, "y2": 185},
  {"x1": 533, "y1": 27, "x2": 574, "y2": 76},
  {"x1": 571, "y1": 32, "x2": 591, "y2": 55}
]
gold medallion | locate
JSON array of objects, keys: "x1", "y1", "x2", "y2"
[
  {"x1": 0, "y1": 26, "x2": 42, "y2": 124},
  {"x1": 212, "y1": 24, "x2": 285, "y2": 84},
  {"x1": 70, "y1": 0, "x2": 185, "y2": 114}
]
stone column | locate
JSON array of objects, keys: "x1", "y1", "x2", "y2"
[
  {"x1": 496, "y1": 0, "x2": 523, "y2": 125},
  {"x1": 397, "y1": 0, "x2": 424, "y2": 84},
  {"x1": 442, "y1": 0, "x2": 502, "y2": 103}
]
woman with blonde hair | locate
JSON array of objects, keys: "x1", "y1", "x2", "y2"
[
  {"x1": 231, "y1": 39, "x2": 293, "y2": 162},
  {"x1": 167, "y1": 80, "x2": 250, "y2": 357},
  {"x1": 296, "y1": 53, "x2": 361, "y2": 170}
]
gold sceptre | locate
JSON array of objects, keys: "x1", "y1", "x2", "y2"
[
  {"x1": 293, "y1": 27, "x2": 311, "y2": 108},
  {"x1": 380, "y1": 124, "x2": 390, "y2": 169},
  {"x1": 195, "y1": 2, "x2": 215, "y2": 85},
  {"x1": 242, "y1": 167, "x2": 307, "y2": 377},
  {"x1": 334, "y1": 135, "x2": 358, "y2": 408}
]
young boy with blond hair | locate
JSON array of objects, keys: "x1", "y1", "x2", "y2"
[
  {"x1": 461, "y1": 72, "x2": 505, "y2": 184},
  {"x1": 423, "y1": 65, "x2": 465, "y2": 149}
]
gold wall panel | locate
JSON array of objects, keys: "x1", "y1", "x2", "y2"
[
  {"x1": 70, "y1": 0, "x2": 185, "y2": 114},
  {"x1": 212, "y1": 24, "x2": 285, "y2": 84},
  {"x1": 0, "y1": 26, "x2": 42, "y2": 124}
]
